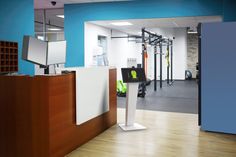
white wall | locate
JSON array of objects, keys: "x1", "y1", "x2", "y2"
[
  {"x1": 109, "y1": 30, "x2": 142, "y2": 80},
  {"x1": 145, "y1": 28, "x2": 175, "y2": 81},
  {"x1": 84, "y1": 22, "x2": 111, "y2": 66},
  {"x1": 145, "y1": 28, "x2": 187, "y2": 80},
  {"x1": 84, "y1": 22, "x2": 187, "y2": 81},
  {"x1": 173, "y1": 28, "x2": 187, "y2": 80},
  {"x1": 84, "y1": 23, "x2": 142, "y2": 80},
  {"x1": 149, "y1": 28, "x2": 175, "y2": 39}
]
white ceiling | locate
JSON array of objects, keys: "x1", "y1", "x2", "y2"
[
  {"x1": 34, "y1": 0, "x2": 128, "y2": 9},
  {"x1": 90, "y1": 16, "x2": 222, "y2": 35},
  {"x1": 34, "y1": 11, "x2": 222, "y2": 34}
]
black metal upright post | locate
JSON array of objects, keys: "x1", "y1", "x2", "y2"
[
  {"x1": 44, "y1": 67, "x2": 49, "y2": 74},
  {"x1": 43, "y1": 9, "x2": 49, "y2": 75},
  {"x1": 154, "y1": 45, "x2": 157, "y2": 91},
  {"x1": 171, "y1": 40, "x2": 173, "y2": 82},
  {"x1": 141, "y1": 28, "x2": 146, "y2": 97},
  {"x1": 142, "y1": 28, "x2": 145, "y2": 70},
  {"x1": 159, "y1": 39, "x2": 162, "y2": 88},
  {"x1": 167, "y1": 40, "x2": 170, "y2": 85},
  {"x1": 140, "y1": 28, "x2": 164, "y2": 93},
  {"x1": 43, "y1": 9, "x2": 46, "y2": 42},
  {"x1": 197, "y1": 23, "x2": 202, "y2": 126}
]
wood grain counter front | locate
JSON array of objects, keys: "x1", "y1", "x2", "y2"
[{"x1": 0, "y1": 69, "x2": 117, "y2": 157}]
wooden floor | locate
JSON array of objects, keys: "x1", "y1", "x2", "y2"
[{"x1": 66, "y1": 109, "x2": 236, "y2": 157}]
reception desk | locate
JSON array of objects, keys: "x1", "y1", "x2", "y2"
[{"x1": 0, "y1": 68, "x2": 117, "y2": 157}]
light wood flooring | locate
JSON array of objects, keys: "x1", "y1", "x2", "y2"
[{"x1": 66, "y1": 109, "x2": 236, "y2": 157}]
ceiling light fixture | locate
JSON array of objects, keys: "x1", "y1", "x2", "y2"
[
  {"x1": 187, "y1": 31, "x2": 198, "y2": 34},
  {"x1": 56, "y1": 15, "x2": 64, "y2": 19},
  {"x1": 48, "y1": 28, "x2": 62, "y2": 31},
  {"x1": 37, "y1": 36, "x2": 44, "y2": 41},
  {"x1": 110, "y1": 22, "x2": 133, "y2": 26}
]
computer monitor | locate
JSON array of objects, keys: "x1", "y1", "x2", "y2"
[
  {"x1": 22, "y1": 36, "x2": 66, "y2": 66},
  {"x1": 47, "y1": 41, "x2": 66, "y2": 65},
  {"x1": 22, "y1": 36, "x2": 47, "y2": 66},
  {"x1": 121, "y1": 68, "x2": 146, "y2": 83}
]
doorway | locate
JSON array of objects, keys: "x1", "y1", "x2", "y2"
[{"x1": 84, "y1": 16, "x2": 222, "y2": 114}]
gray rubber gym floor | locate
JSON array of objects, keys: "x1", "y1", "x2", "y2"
[{"x1": 117, "y1": 80, "x2": 198, "y2": 114}]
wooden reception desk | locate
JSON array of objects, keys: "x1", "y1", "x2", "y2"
[{"x1": 0, "y1": 69, "x2": 117, "y2": 157}]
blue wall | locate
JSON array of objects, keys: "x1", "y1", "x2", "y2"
[
  {"x1": 223, "y1": 0, "x2": 236, "y2": 21},
  {"x1": 0, "y1": 0, "x2": 34, "y2": 75},
  {"x1": 201, "y1": 22, "x2": 236, "y2": 134},
  {"x1": 64, "y1": 0, "x2": 223, "y2": 67},
  {"x1": 0, "y1": 0, "x2": 235, "y2": 75}
]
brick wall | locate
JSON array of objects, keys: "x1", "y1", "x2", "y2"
[{"x1": 187, "y1": 34, "x2": 198, "y2": 78}]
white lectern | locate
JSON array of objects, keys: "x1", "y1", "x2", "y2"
[{"x1": 119, "y1": 68, "x2": 146, "y2": 131}]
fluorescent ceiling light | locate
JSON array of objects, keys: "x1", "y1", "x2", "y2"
[
  {"x1": 110, "y1": 22, "x2": 133, "y2": 26},
  {"x1": 37, "y1": 36, "x2": 44, "y2": 41},
  {"x1": 187, "y1": 31, "x2": 198, "y2": 34},
  {"x1": 57, "y1": 15, "x2": 64, "y2": 18},
  {"x1": 48, "y1": 28, "x2": 62, "y2": 31}
]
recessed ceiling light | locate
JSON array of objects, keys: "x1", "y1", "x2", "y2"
[
  {"x1": 110, "y1": 22, "x2": 133, "y2": 26},
  {"x1": 187, "y1": 31, "x2": 198, "y2": 34},
  {"x1": 56, "y1": 15, "x2": 64, "y2": 18},
  {"x1": 48, "y1": 28, "x2": 61, "y2": 31},
  {"x1": 37, "y1": 36, "x2": 44, "y2": 41}
]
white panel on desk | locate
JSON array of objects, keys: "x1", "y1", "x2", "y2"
[
  {"x1": 76, "y1": 67, "x2": 109, "y2": 125},
  {"x1": 62, "y1": 67, "x2": 109, "y2": 125}
]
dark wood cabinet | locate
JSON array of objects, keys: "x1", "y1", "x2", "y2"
[{"x1": 0, "y1": 41, "x2": 18, "y2": 73}]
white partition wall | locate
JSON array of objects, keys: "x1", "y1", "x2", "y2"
[
  {"x1": 61, "y1": 67, "x2": 109, "y2": 125},
  {"x1": 84, "y1": 23, "x2": 111, "y2": 67},
  {"x1": 201, "y1": 22, "x2": 236, "y2": 134}
]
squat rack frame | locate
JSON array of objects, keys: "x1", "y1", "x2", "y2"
[{"x1": 141, "y1": 28, "x2": 174, "y2": 94}]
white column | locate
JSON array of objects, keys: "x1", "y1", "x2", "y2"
[
  {"x1": 125, "y1": 83, "x2": 139, "y2": 126},
  {"x1": 119, "y1": 83, "x2": 146, "y2": 131}
]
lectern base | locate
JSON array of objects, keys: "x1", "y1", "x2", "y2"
[{"x1": 119, "y1": 123, "x2": 146, "y2": 131}]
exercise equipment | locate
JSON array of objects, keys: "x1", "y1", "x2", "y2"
[
  {"x1": 141, "y1": 28, "x2": 174, "y2": 91},
  {"x1": 185, "y1": 70, "x2": 192, "y2": 80},
  {"x1": 117, "y1": 80, "x2": 127, "y2": 97},
  {"x1": 144, "y1": 43, "x2": 148, "y2": 75},
  {"x1": 111, "y1": 28, "x2": 174, "y2": 94},
  {"x1": 165, "y1": 39, "x2": 174, "y2": 85},
  {"x1": 196, "y1": 62, "x2": 199, "y2": 83}
]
